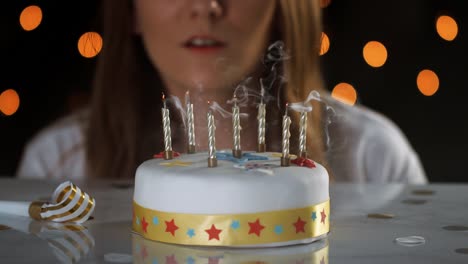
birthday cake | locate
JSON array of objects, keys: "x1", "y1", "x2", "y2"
[{"x1": 132, "y1": 150, "x2": 330, "y2": 248}]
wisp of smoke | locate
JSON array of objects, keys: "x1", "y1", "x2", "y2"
[
  {"x1": 168, "y1": 95, "x2": 187, "y2": 128},
  {"x1": 209, "y1": 101, "x2": 249, "y2": 119},
  {"x1": 288, "y1": 90, "x2": 337, "y2": 149}
]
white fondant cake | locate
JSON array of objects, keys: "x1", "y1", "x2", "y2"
[{"x1": 132, "y1": 151, "x2": 330, "y2": 248}]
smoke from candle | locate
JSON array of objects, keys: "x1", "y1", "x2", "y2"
[
  {"x1": 288, "y1": 90, "x2": 338, "y2": 150},
  {"x1": 261, "y1": 40, "x2": 291, "y2": 109}
]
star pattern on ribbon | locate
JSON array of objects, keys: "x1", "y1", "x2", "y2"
[
  {"x1": 293, "y1": 217, "x2": 306, "y2": 233},
  {"x1": 216, "y1": 152, "x2": 268, "y2": 164},
  {"x1": 141, "y1": 217, "x2": 149, "y2": 233},
  {"x1": 153, "y1": 151, "x2": 180, "y2": 159},
  {"x1": 231, "y1": 220, "x2": 240, "y2": 230},
  {"x1": 321, "y1": 209, "x2": 327, "y2": 224},
  {"x1": 291, "y1": 157, "x2": 316, "y2": 168},
  {"x1": 205, "y1": 224, "x2": 222, "y2": 241},
  {"x1": 159, "y1": 160, "x2": 192, "y2": 167},
  {"x1": 274, "y1": 225, "x2": 284, "y2": 235},
  {"x1": 165, "y1": 219, "x2": 179, "y2": 236},
  {"x1": 187, "y1": 228, "x2": 195, "y2": 238},
  {"x1": 248, "y1": 218, "x2": 265, "y2": 236},
  {"x1": 152, "y1": 216, "x2": 159, "y2": 225},
  {"x1": 186, "y1": 256, "x2": 195, "y2": 264},
  {"x1": 165, "y1": 254, "x2": 178, "y2": 264},
  {"x1": 140, "y1": 245, "x2": 148, "y2": 260},
  {"x1": 208, "y1": 257, "x2": 221, "y2": 264},
  {"x1": 311, "y1": 211, "x2": 317, "y2": 221}
]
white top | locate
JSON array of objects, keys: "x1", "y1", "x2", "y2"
[{"x1": 15, "y1": 99, "x2": 428, "y2": 184}]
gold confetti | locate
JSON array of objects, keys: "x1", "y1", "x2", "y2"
[
  {"x1": 367, "y1": 213, "x2": 395, "y2": 219},
  {"x1": 401, "y1": 199, "x2": 427, "y2": 205},
  {"x1": 412, "y1": 190, "x2": 435, "y2": 195},
  {"x1": 0, "y1": 225, "x2": 11, "y2": 231},
  {"x1": 442, "y1": 225, "x2": 468, "y2": 231}
]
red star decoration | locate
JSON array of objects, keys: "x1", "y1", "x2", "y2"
[
  {"x1": 140, "y1": 245, "x2": 147, "y2": 260},
  {"x1": 293, "y1": 217, "x2": 307, "y2": 233},
  {"x1": 291, "y1": 157, "x2": 316, "y2": 168},
  {"x1": 321, "y1": 209, "x2": 327, "y2": 224},
  {"x1": 165, "y1": 254, "x2": 178, "y2": 264},
  {"x1": 141, "y1": 217, "x2": 149, "y2": 233},
  {"x1": 208, "y1": 257, "x2": 220, "y2": 264},
  {"x1": 205, "y1": 224, "x2": 222, "y2": 240},
  {"x1": 165, "y1": 219, "x2": 179, "y2": 236},
  {"x1": 153, "y1": 151, "x2": 180, "y2": 159},
  {"x1": 248, "y1": 218, "x2": 265, "y2": 236}
]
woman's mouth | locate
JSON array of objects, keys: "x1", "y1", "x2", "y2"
[{"x1": 183, "y1": 36, "x2": 227, "y2": 53}]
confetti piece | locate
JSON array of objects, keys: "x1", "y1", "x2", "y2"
[
  {"x1": 394, "y1": 236, "x2": 425, "y2": 247},
  {"x1": 455, "y1": 248, "x2": 468, "y2": 254},
  {"x1": 110, "y1": 182, "x2": 134, "y2": 189},
  {"x1": 442, "y1": 225, "x2": 468, "y2": 231},
  {"x1": 401, "y1": 199, "x2": 427, "y2": 205},
  {"x1": 367, "y1": 213, "x2": 395, "y2": 219},
  {"x1": 104, "y1": 253, "x2": 133, "y2": 263},
  {"x1": 0, "y1": 225, "x2": 11, "y2": 231},
  {"x1": 412, "y1": 190, "x2": 435, "y2": 195}
]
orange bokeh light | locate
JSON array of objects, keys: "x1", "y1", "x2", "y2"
[
  {"x1": 20, "y1": 5, "x2": 42, "y2": 31},
  {"x1": 363, "y1": 41, "x2": 388, "y2": 68},
  {"x1": 0, "y1": 89, "x2": 20, "y2": 116},
  {"x1": 417, "y1": 69, "x2": 439, "y2": 96},
  {"x1": 77, "y1": 32, "x2": 103, "y2": 58},
  {"x1": 331, "y1": 83, "x2": 357, "y2": 106},
  {"x1": 436, "y1": 15, "x2": 458, "y2": 41},
  {"x1": 319, "y1": 32, "x2": 330, "y2": 56}
]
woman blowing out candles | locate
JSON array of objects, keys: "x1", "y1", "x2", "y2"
[{"x1": 16, "y1": 0, "x2": 427, "y2": 184}]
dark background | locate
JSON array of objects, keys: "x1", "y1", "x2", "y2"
[{"x1": 1, "y1": 0, "x2": 466, "y2": 182}]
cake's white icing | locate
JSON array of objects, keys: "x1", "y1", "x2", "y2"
[{"x1": 134, "y1": 151, "x2": 329, "y2": 214}]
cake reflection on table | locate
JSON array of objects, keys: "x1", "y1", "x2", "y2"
[{"x1": 132, "y1": 233, "x2": 329, "y2": 264}]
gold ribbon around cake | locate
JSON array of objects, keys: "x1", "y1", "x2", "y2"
[{"x1": 132, "y1": 200, "x2": 330, "y2": 246}]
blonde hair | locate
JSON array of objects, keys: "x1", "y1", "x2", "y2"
[{"x1": 279, "y1": 0, "x2": 329, "y2": 169}]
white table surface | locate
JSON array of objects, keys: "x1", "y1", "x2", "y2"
[{"x1": 0, "y1": 178, "x2": 467, "y2": 264}]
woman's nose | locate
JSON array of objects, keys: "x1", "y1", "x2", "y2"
[{"x1": 190, "y1": 0, "x2": 224, "y2": 20}]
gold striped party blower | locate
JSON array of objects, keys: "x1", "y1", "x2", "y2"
[{"x1": 0, "y1": 181, "x2": 95, "y2": 224}]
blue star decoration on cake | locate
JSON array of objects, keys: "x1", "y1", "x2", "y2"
[
  {"x1": 216, "y1": 152, "x2": 268, "y2": 164},
  {"x1": 186, "y1": 256, "x2": 195, "y2": 264},
  {"x1": 187, "y1": 228, "x2": 196, "y2": 238},
  {"x1": 231, "y1": 220, "x2": 240, "y2": 230},
  {"x1": 151, "y1": 258, "x2": 158, "y2": 264},
  {"x1": 153, "y1": 216, "x2": 159, "y2": 225},
  {"x1": 274, "y1": 225, "x2": 284, "y2": 235},
  {"x1": 311, "y1": 211, "x2": 317, "y2": 221}
]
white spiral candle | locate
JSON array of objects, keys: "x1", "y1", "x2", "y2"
[
  {"x1": 186, "y1": 91, "x2": 196, "y2": 152},
  {"x1": 207, "y1": 110, "x2": 216, "y2": 160},
  {"x1": 299, "y1": 111, "x2": 307, "y2": 156},
  {"x1": 162, "y1": 96, "x2": 172, "y2": 152},
  {"x1": 232, "y1": 97, "x2": 242, "y2": 156},
  {"x1": 281, "y1": 106, "x2": 291, "y2": 160},
  {"x1": 257, "y1": 102, "x2": 266, "y2": 147}
]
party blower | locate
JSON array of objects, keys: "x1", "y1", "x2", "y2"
[{"x1": 0, "y1": 181, "x2": 95, "y2": 224}]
